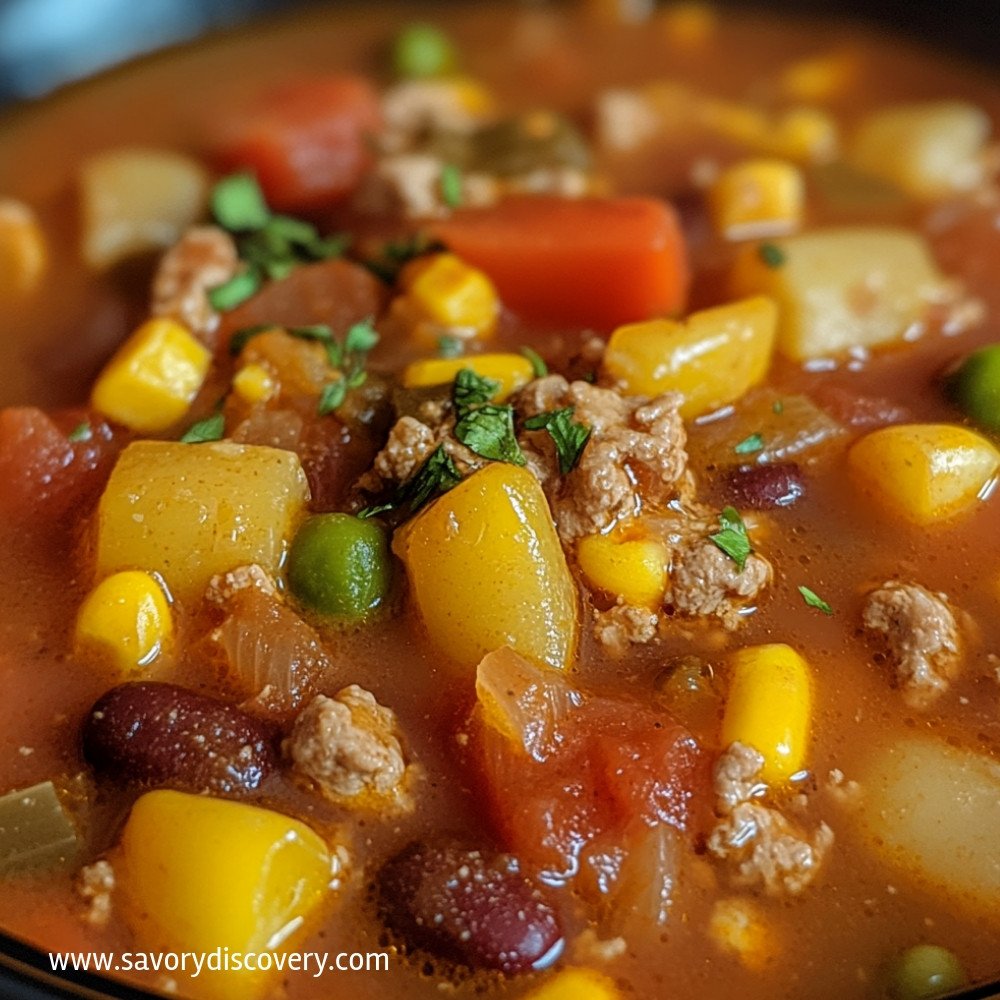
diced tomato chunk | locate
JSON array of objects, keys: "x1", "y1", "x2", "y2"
[
  {"x1": 431, "y1": 196, "x2": 689, "y2": 329},
  {"x1": 215, "y1": 76, "x2": 382, "y2": 212}
]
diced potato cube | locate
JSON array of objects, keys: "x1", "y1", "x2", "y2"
[
  {"x1": 232, "y1": 363, "x2": 277, "y2": 404},
  {"x1": 856, "y1": 737, "x2": 1000, "y2": 919},
  {"x1": 75, "y1": 570, "x2": 173, "y2": 675},
  {"x1": 722, "y1": 643, "x2": 812, "y2": 785},
  {"x1": 603, "y1": 296, "x2": 776, "y2": 418},
  {"x1": 402, "y1": 353, "x2": 534, "y2": 401},
  {"x1": 393, "y1": 463, "x2": 578, "y2": 671},
  {"x1": 848, "y1": 102, "x2": 990, "y2": 199},
  {"x1": 729, "y1": 227, "x2": 946, "y2": 360},
  {"x1": 80, "y1": 148, "x2": 210, "y2": 270},
  {"x1": 0, "y1": 198, "x2": 47, "y2": 299},
  {"x1": 709, "y1": 897, "x2": 779, "y2": 971},
  {"x1": 91, "y1": 318, "x2": 211, "y2": 433},
  {"x1": 848, "y1": 423, "x2": 1000, "y2": 526},
  {"x1": 709, "y1": 159, "x2": 804, "y2": 240},
  {"x1": 577, "y1": 528, "x2": 668, "y2": 608},
  {"x1": 95, "y1": 441, "x2": 309, "y2": 601},
  {"x1": 524, "y1": 967, "x2": 622, "y2": 1000},
  {"x1": 121, "y1": 790, "x2": 332, "y2": 1000}
]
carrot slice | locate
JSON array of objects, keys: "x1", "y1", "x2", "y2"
[
  {"x1": 432, "y1": 195, "x2": 689, "y2": 329},
  {"x1": 215, "y1": 76, "x2": 382, "y2": 212}
]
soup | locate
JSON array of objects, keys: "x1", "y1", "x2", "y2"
[{"x1": 1, "y1": 3, "x2": 999, "y2": 999}]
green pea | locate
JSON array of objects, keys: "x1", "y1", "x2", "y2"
[
  {"x1": 889, "y1": 944, "x2": 967, "y2": 1000},
  {"x1": 288, "y1": 513, "x2": 391, "y2": 620},
  {"x1": 392, "y1": 23, "x2": 456, "y2": 80},
  {"x1": 947, "y1": 343, "x2": 1000, "y2": 432}
]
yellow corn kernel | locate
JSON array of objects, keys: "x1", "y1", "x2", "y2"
[
  {"x1": 524, "y1": 967, "x2": 622, "y2": 1000},
  {"x1": 121, "y1": 790, "x2": 332, "y2": 1000},
  {"x1": 402, "y1": 353, "x2": 534, "y2": 401},
  {"x1": 0, "y1": 199, "x2": 47, "y2": 299},
  {"x1": 709, "y1": 159, "x2": 804, "y2": 240},
  {"x1": 393, "y1": 463, "x2": 579, "y2": 672},
  {"x1": 232, "y1": 363, "x2": 277, "y2": 404},
  {"x1": 447, "y1": 75, "x2": 495, "y2": 117},
  {"x1": 577, "y1": 529, "x2": 668, "y2": 609},
  {"x1": 709, "y1": 898, "x2": 779, "y2": 972},
  {"x1": 91, "y1": 318, "x2": 211, "y2": 433},
  {"x1": 780, "y1": 51, "x2": 859, "y2": 103},
  {"x1": 701, "y1": 101, "x2": 837, "y2": 163},
  {"x1": 848, "y1": 423, "x2": 1000, "y2": 526},
  {"x1": 722, "y1": 643, "x2": 812, "y2": 785},
  {"x1": 398, "y1": 252, "x2": 499, "y2": 338},
  {"x1": 75, "y1": 571, "x2": 172, "y2": 674},
  {"x1": 96, "y1": 441, "x2": 310, "y2": 601},
  {"x1": 603, "y1": 296, "x2": 776, "y2": 419}
]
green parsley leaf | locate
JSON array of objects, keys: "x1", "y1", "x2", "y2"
[
  {"x1": 346, "y1": 368, "x2": 368, "y2": 390},
  {"x1": 397, "y1": 444, "x2": 463, "y2": 512},
  {"x1": 798, "y1": 585, "x2": 833, "y2": 615},
  {"x1": 734, "y1": 432, "x2": 764, "y2": 455},
  {"x1": 318, "y1": 377, "x2": 348, "y2": 415},
  {"x1": 264, "y1": 214, "x2": 318, "y2": 246},
  {"x1": 453, "y1": 368, "x2": 500, "y2": 415},
  {"x1": 212, "y1": 173, "x2": 271, "y2": 231},
  {"x1": 66, "y1": 421, "x2": 92, "y2": 443},
  {"x1": 438, "y1": 334, "x2": 464, "y2": 359},
  {"x1": 306, "y1": 233, "x2": 352, "y2": 260},
  {"x1": 287, "y1": 324, "x2": 335, "y2": 344},
  {"x1": 455, "y1": 405, "x2": 526, "y2": 466},
  {"x1": 180, "y1": 412, "x2": 225, "y2": 444},
  {"x1": 709, "y1": 506, "x2": 752, "y2": 572},
  {"x1": 521, "y1": 346, "x2": 548, "y2": 378},
  {"x1": 357, "y1": 502, "x2": 394, "y2": 520},
  {"x1": 772, "y1": 399, "x2": 784, "y2": 415},
  {"x1": 208, "y1": 269, "x2": 261, "y2": 311},
  {"x1": 522, "y1": 407, "x2": 591, "y2": 475},
  {"x1": 367, "y1": 233, "x2": 443, "y2": 283},
  {"x1": 758, "y1": 242, "x2": 786, "y2": 268},
  {"x1": 344, "y1": 319, "x2": 380, "y2": 355},
  {"x1": 440, "y1": 163, "x2": 463, "y2": 209}
]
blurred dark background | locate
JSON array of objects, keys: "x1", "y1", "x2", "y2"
[{"x1": 0, "y1": 0, "x2": 997, "y2": 105}]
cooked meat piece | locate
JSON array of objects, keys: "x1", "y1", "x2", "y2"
[
  {"x1": 593, "y1": 603, "x2": 660, "y2": 655},
  {"x1": 76, "y1": 859, "x2": 115, "y2": 927},
  {"x1": 594, "y1": 88, "x2": 663, "y2": 152},
  {"x1": 707, "y1": 742, "x2": 833, "y2": 896},
  {"x1": 517, "y1": 375, "x2": 689, "y2": 540},
  {"x1": 150, "y1": 226, "x2": 239, "y2": 345},
  {"x1": 668, "y1": 532, "x2": 772, "y2": 628},
  {"x1": 285, "y1": 687, "x2": 412, "y2": 807},
  {"x1": 369, "y1": 415, "x2": 438, "y2": 485},
  {"x1": 861, "y1": 580, "x2": 961, "y2": 708},
  {"x1": 380, "y1": 80, "x2": 490, "y2": 152}
]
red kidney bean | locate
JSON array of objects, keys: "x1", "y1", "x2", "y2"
[
  {"x1": 378, "y1": 843, "x2": 564, "y2": 975},
  {"x1": 83, "y1": 682, "x2": 276, "y2": 795},
  {"x1": 724, "y1": 462, "x2": 805, "y2": 509}
]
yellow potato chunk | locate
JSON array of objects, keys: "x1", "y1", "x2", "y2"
[
  {"x1": 402, "y1": 353, "x2": 534, "y2": 402},
  {"x1": 577, "y1": 529, "x2": 668, "y2": 608},
  {"x1": 525, "y1": 967, "x2": 621, "y2": 1000},
  {"x1": 603, "y1": 296, "x2": 777, "y2": 418},
  {"x1": 121, "y1": 790, "x2": 332, "y2": 1000},
  {"x1": 393, "y1": 463, "x2": 578, "y2": 671},
  {"x1": 75, "y1": 571, "x2": 172, "y2": 675},
  {"x1": 729, "y1": 227, "x2": 945, "y2": 360},
  {"x1": 0, "y1": 198, "x2": 47, "y2": 299},
  {"x1": 710, "y1": 159, "x2": 804, "y2": 240},
  {"x1": 849, "y1": 101, "x2": 990, "y2": 199},
  {"x1": 722, "y1": 643, "x2": 812, "y2": 785},
  {"x1": 91, "y1": 318, "x2": 211, "y2": 433},
  {"x1": 80, "y1": 147, "x2": 209, "y2": 270},
  {"x1": 95, "y1": 441, "x2": 309, "y2": 601},
  {"x1": 848, "y1": 423, "x2": 1000, "y2": 526}
]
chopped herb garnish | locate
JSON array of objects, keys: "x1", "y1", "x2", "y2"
[
  {"x1": 758, "y1": 242, "x2": 786, "y2": 268},
  {"x1": 523, "y1": 406, "x2": 591, "y2": 475},
  {"x1": 438, "y1": 334, "x2": 464, "y2": 358},
  {"x1": 318, "y1": 377, "x2": 348, "y2": 415},
  {"x1": 180, "y1": 412, "x2": 225, "y2": 444},
  {"x1": 397, "y1": 444, "x2": 463, "y2": 512},
  {"x1": 366, "y1": 232, "x2": 444, "y2": 283},
  {"x1": 344, "y1": 319, "x2": 380, "y2": 355},
  {"x1": 440, "y1": 163, "x2": 463, "y2": 209},
  {"x1": 709, "y1": 506, "x2": 752, "y2": 572},
  {"x1": 734, "y1": 432, "x2": 764, "y2": 455},
  {"x1": 66, "y1": 421, "x2": 92, "y2": 443},
  {"x1": 315, "y1": 319, "x2": 379, "y2": 415},
  {"x1": 208, "y1": 270, "x2": 261, "y2": 311},
  {"x1": 455, "y1": 405, "x2": 526, "y2": 466},
  {"x1": 798, "y1": 585, "x2": 833, "y2": 615},
  {"x1": 211, "y1": 172, "x2": 271, "y2": 231},
  {"x1": 521, "y1": 346, "x2": 548, "y2": 378},
  {"x1": 772, "y1": 399, "x2": 784, "y2": 415},
  {"x1": 287, "y1": 324, "x2": 335, "y2": 343},
  {"x1": 357, "y1": 502, "x2": 394, "y2": 520},
  {"x1": 453, "y1": 368, "x2": 500, "y2": 414}
]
